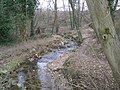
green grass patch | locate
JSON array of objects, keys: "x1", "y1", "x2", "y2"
[{"x1": 0, "y1": 56, "x2": 25, "y2": 74}]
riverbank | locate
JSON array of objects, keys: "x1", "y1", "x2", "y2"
[
  {"x1": 0, "y1": 26, "x2": 119, "y2": 90},
  {"x1": 0, "y1": 26, "x2": 78, "y2": 90},
  {"x1": 0, "y1": 35, "x2": 70, "y2": 90},
  {"x1": 47, "y1": 27, "x2": 119, "y2": 90}
]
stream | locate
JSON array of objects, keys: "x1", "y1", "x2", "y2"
[{"x1": 18, "y1": 41, "x2": 76, "y2": 90}]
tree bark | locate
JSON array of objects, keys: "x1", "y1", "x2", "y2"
[
  {"x1": 86, "y1": 0, "x2": 120, "y2": 86},
  {"x1": 69, "y1": 0, "x2": 83, "y2": 44},
  {"x1": 76, "y1": 0, "x2": 83, "y2": 44},
  {"x1": 68, "y1": 3, "x2": 73, "y2": 29},
  {"x1": 52, "y1": 0, "x2": 59, "y2": 34},
  {"x1": 30, "y1": 16, "x2": 34, "y2": 37},
  {"x1": 69, "y1": 0, "x2": 76, "y2": 29}
]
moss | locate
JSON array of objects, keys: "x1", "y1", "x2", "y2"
[{"x1": 0, "y1": 56, "x2": 25, "y2": 74}]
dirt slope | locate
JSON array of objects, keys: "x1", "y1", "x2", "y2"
[{"x1": 48, "y1": 27, "x2": 119, "y2": 90}]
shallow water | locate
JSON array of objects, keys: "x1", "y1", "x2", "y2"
[
  {"x1": 17, "y1": 41, "x2": 76, "y2": 89},
  {"x1": 37, "y1": 41, "x2": 76, "y2": 89}
]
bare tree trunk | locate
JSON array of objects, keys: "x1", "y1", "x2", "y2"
[
  {"x1": 30, "y1": 16, "x2": 34, "y2": 37},
  {"x1": 77, "y1": 0, "x2": 80, "y2": 27},
  {"x1": 62, "y1": 0, "x2": 67, "y2": 26},
  {"x1": 114, "y1": 0, "x2": 119, "y2": 10},
  {"x1": 76, "y1": 0, "x2": 83, "y2": 44},
  {"x1": 69, "y1": 0, "x2": 83, "y2": 44},
  {"x1": 79, "y1": 2, "x2": 84, "y2": 27},
  {"x1": 69, "y1": 0, "x2": 76, "y2": 29},
  {"x1": 86, "y1": 0, "x2": 120, "y2": 86},
  {"x1": 68, "y1": 3, "x2": 73, "y2": 29},
  {"x1": 52, "y1": 0, "x2": 59, "y2": 34}
]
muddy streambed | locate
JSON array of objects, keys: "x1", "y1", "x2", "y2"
[{"x1": 1, "y1": 41, "x2": 76, "y2": 90}]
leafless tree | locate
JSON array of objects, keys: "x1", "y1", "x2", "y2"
[{"x1": 86, "y1": 0, "x2": 120, "y2": 86}]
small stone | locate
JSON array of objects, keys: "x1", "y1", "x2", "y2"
[
  {"x1": 11, "y1": 80, "x2": 17, "y2": 85},
  {"x1": 0, "y1": 70, "x2": 8, "y2": 74},
  {"x1": 29, "y1": 58, "x2": 34, "y2": 62},
  {"x1": 33, "y1": 70, "x2": 35, "y2": 72},
  {"x1": 35, "y1": 54, "x2": 39, "y2": 58}
]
